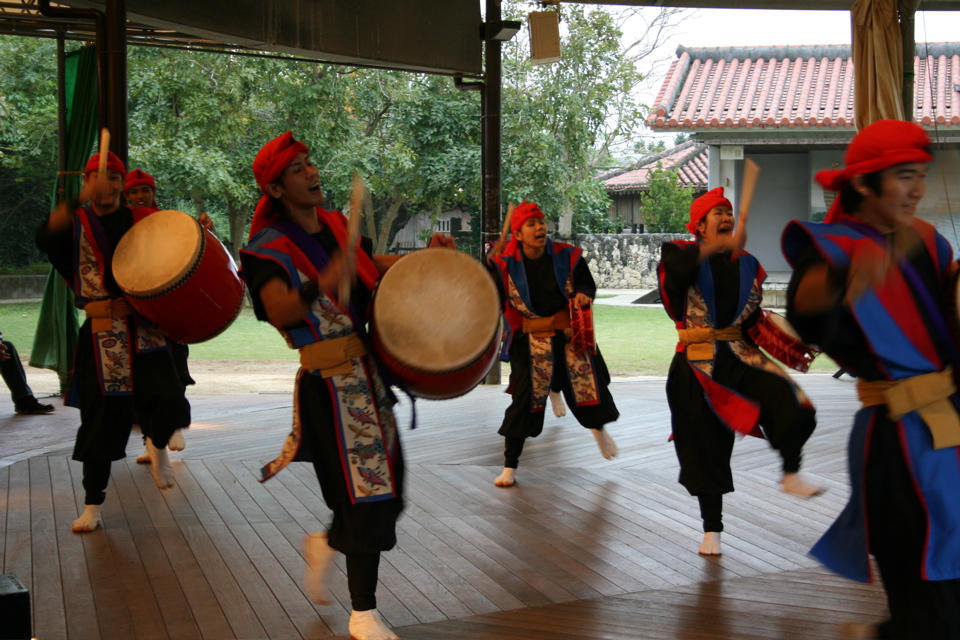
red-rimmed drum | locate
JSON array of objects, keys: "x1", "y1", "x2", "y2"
[
  {"x1": 748, "y1": 309, "x2": 821, "y2": 373},
  {"x1": 569, "y1": 300, "x2": 597, "y2": 355},
  {"x1": 370, "y1": 248, "x2": 501, "y2": 399},
  {"x1": 112, "y1": 209, "x2": 245, "y2": 344}
]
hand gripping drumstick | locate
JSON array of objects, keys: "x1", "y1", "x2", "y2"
[
  {"x1": 732, "y1": 158, "x2": 760, "y2": 261},
  {"x1": 339, "y1": 173, "x2": 365, "y2": 308}
]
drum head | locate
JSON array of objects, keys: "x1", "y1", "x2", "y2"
[
  {"x1": 373, "y1": 248, "x2": 500, "y2": 372},
  {"x1": 113, "y1": 210, "x2": 202, "y2": 297}
]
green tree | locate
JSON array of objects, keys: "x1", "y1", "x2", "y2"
[
  {"x1": 0, "y1": 36, "x2": 60, "y2": 268},
  {"x1": 499, "y1": 2, "x2": 689, "y2": 235},
  {"x1": 641, "y1": 165, "x2": 694, "y2": 233}
]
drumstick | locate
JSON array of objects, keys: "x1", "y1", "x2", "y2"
[
  {"x1": 732, "y1": 158, "x2": 760, "y2": 261},
  {"x1": 492, "y1": 202, "x2": 515, "y2": 257},
  {"x1": 97, "y1": 128, "x2": 110, "y2": 183},
  {"x1": 339, "y1": 173, "x2": 365, "y2": 308}
]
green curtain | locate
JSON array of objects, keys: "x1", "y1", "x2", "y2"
[{"x1": 28, "y1": 44, "x2": 99, "y2": 392}]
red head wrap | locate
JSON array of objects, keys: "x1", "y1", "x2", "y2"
[
  {"x1": 124, "y1": 169, "x2": 156, "y2": 193},
  {"x1": 83, "y1": 151, "x2": 126, "y2": 177},
  {"x1": 686, "y1": 187, "x2": 732, "y2": 235},
  {"x1": 249, "y1": 131, "x2": 311, "y2": 239},
  {"x1": 817, "y1": 120, "x2": 933, "y2": 224},
  {"x1": 124, "y1": 169, "x2": 158, "y2": 208},
  {"x1": 510, "y1": 201, "x2": 545, "y2": 233},
  {"x1": 503, "y1": 200, "x2": 545, "y2": 256}
]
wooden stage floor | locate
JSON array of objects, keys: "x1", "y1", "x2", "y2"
[{"x1": 0, "y1": 374, "x2": 888, "y2": 639}]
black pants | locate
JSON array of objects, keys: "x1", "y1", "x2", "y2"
[
  {"x1": 866, "y1": 417, "x2": 960, "y2": 639},
  {"x1": 666, "y1": 348, "x2": 816, "y2": 497},
  {"x1": 298, "y1": 370, "x2": 405, "y2": 611},
  {"x1": 0, "y1": 339, "x2": 33, "y2": 403}
]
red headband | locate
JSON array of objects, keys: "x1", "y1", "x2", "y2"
[
  {"x1": 511, "y1": 201, "x2": 545, "y2": 233},
  {"x1": 124, "y1": 169, "x2": 156, "y2": 193},
  {"x1": 84, "y1": 151, "x2": 126, "y2": 177},
  {"x1": 249, "y1": 131, "x2": 311, "y2": 239},
  {"x1": 686, "y1": 187, "x2": 732, "y2": 234},
  {"x1": 818, "y1": 120, "x2": 932, "y2": 224}
]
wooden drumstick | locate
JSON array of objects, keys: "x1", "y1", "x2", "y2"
[
  {"x1": 339, "y1": 173, "x2": 365, "y2": 308},
  {"x1": 732, "y1": 158, "x2": 760, "y2": 261},
  {"x1": 492, "y1": 202, "x2": 515, "y2": 257},
  {"x1": 97, "y1": 128, "x2": 110, "y2": 182}
]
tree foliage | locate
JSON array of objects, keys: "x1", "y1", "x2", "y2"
[
  {"x1": 0, "y1": 37, "x2": 59, "y2": 268},
  {"x1": 0, "y1": 4, "x2": 689, "y2": 265},
  {"x1": 641, "y1": 165, "x2": 695, "y2": 233}
]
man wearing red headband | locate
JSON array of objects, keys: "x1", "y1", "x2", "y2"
[
  {"x1": 36, "y1": 152, "x2": 191, "y2": 533},
  {"x1": 658, "y1": 186, "x2": 821, "y2": 557},
  {"x1": 486, "y1": 201, "x2": 620, "y2": 489},
  {"x1": 239, "y1": 132, "x2": 452, "y2": 640},
  {"x1": 124, "y1": 168, "x2": 158, "y2": 209},
  {"x1": 784, "y1": 119, "x2": 960, "y2": 639}
]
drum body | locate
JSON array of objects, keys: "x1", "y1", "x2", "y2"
[
  {"x1": 113, "y1": 210, "x2": 245, "y2": 344},
  {"x1": 370, "y1": 248, "x2": 501, "y2": 399},
  {"x1": 748, "y1": 309, "x2": 820, "y2": 373}
]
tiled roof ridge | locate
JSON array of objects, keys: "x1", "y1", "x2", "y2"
[
  {"x1": 675, "y1": 42, "x2": 960, "y2": 62},
  {"x1": 633, "y1": 139, "x2": 701, "y2": 169}
]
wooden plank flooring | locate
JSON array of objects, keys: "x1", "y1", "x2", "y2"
[{"x1": 0, "y1": 374, "x2": 889, "y2": 639}]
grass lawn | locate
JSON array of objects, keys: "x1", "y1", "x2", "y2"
[{"x1": 1, "y1": 300, "x2": 837, "y2": 377}]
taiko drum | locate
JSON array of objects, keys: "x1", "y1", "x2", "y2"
[
  {"x1": 370, "y1": 248, "x2": 501, "y2": 399},
  {"x1": 112, "y1": 209, "x2": 245, "y2": 344}
]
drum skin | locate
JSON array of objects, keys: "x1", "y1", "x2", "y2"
[
  {"x1": 369, "y1": 248, "x2": 501, "y2": 399},
  {"x1": 113, "y1": 210, "x2": 245, "y2": 344}
]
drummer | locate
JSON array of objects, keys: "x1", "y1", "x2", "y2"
[
  {"x1": 123, "y1": 168, "x2": 197, "y2": 461},
  {"x1": 658, "y1": 187, "x2": 821, "y2": 557},
  {"x1": 783, "y1": 120, "x2": 960, "y2": 638},
  {"x1": 239, "y1": 131, "x2": 452, "y2": 640},
  {"x1": 485, "y1": 201, "x2": 620, "y2": 489},
  {"x1": 35, "y1": 151, "x2": 191, "y2": 533}
]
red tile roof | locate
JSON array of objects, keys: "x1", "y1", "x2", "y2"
[
  {"x1": 599, "y1": 141, "x2": 708, "y2": 193},
  {"x1": 647, "y1": 43, "x2": 960, "y2": 131}
]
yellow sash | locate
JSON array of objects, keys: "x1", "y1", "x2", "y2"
[
  {"x1": 299, "y1": 333, "x2": 367, "y2": 378},
  {"x1": 522, "y1": 309, "x2": 571, "y2": 338},
  {"x1": 857, "y1": 367, "x2": 960, "y2": 449},
  {"x1": 677, "y1": 326, "x2": 742, "y2": 361},
  {"x1": 84, "y1": 298, "x2": 133, "y2": 333}
]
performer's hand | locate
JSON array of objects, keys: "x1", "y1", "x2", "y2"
[
  {"x1": 572, "y1": 293, "x2": 592, "y2": 309},
  {"x1": 317, "y1": 251, "x2": 344, "y2": 296},
  {"x1": 846, "y1": 243, "x2": 889, "y2": 305},
  {"x1": 0, "y1": 336, "x2": 8, "y2": 362},
  {"x1": 198, "y1": 212, "x2": 214, "y2": 231},
  {"x1": 427, "y1": 233, "x2": 455, "y2": 249},
  {"x1": 78, "y1": 173, "x2": 110, "y2": 208}
]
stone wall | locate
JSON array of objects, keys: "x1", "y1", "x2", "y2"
[
  {"x1": 573, "y1": 233, "x2": 686, "y2": 289},
  {"x1": 0, "y1": 275, "x2": 47, "y2": 301}
]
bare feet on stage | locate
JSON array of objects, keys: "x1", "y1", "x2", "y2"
[
  {"x1": 72, "y1": 505, "x2": 102, "y2": 532},
  {"x1": 494, "y1": 467, "x2": 516, "y2": 487},
  {"x1": 592, "y1": 427, "x2": 618, "y2": 460},
  {"x1": 698, "y1": 531, "x2": 722, "y2": 556},
  {"x1": 781, "y1": 472, "x2": 825, "y2": 498},
  {"x1": 349, "y1": 609, "x2": 399, "y2": 640},
  {"x1": 146, "y1": 437, "x2": 175, "y2": 489},
  {"x1": 303, "y1": 531, "x2": 334, "y2": 605},
  {"x1": 136, "y1": 427, "x2": 185, "y2": 463},
  {"x1": 549, "y1": 390, "x2": 566, "y2": 417},
  {"x1": 167, "y1": 429, "x2": 185, "y2": 451}
]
